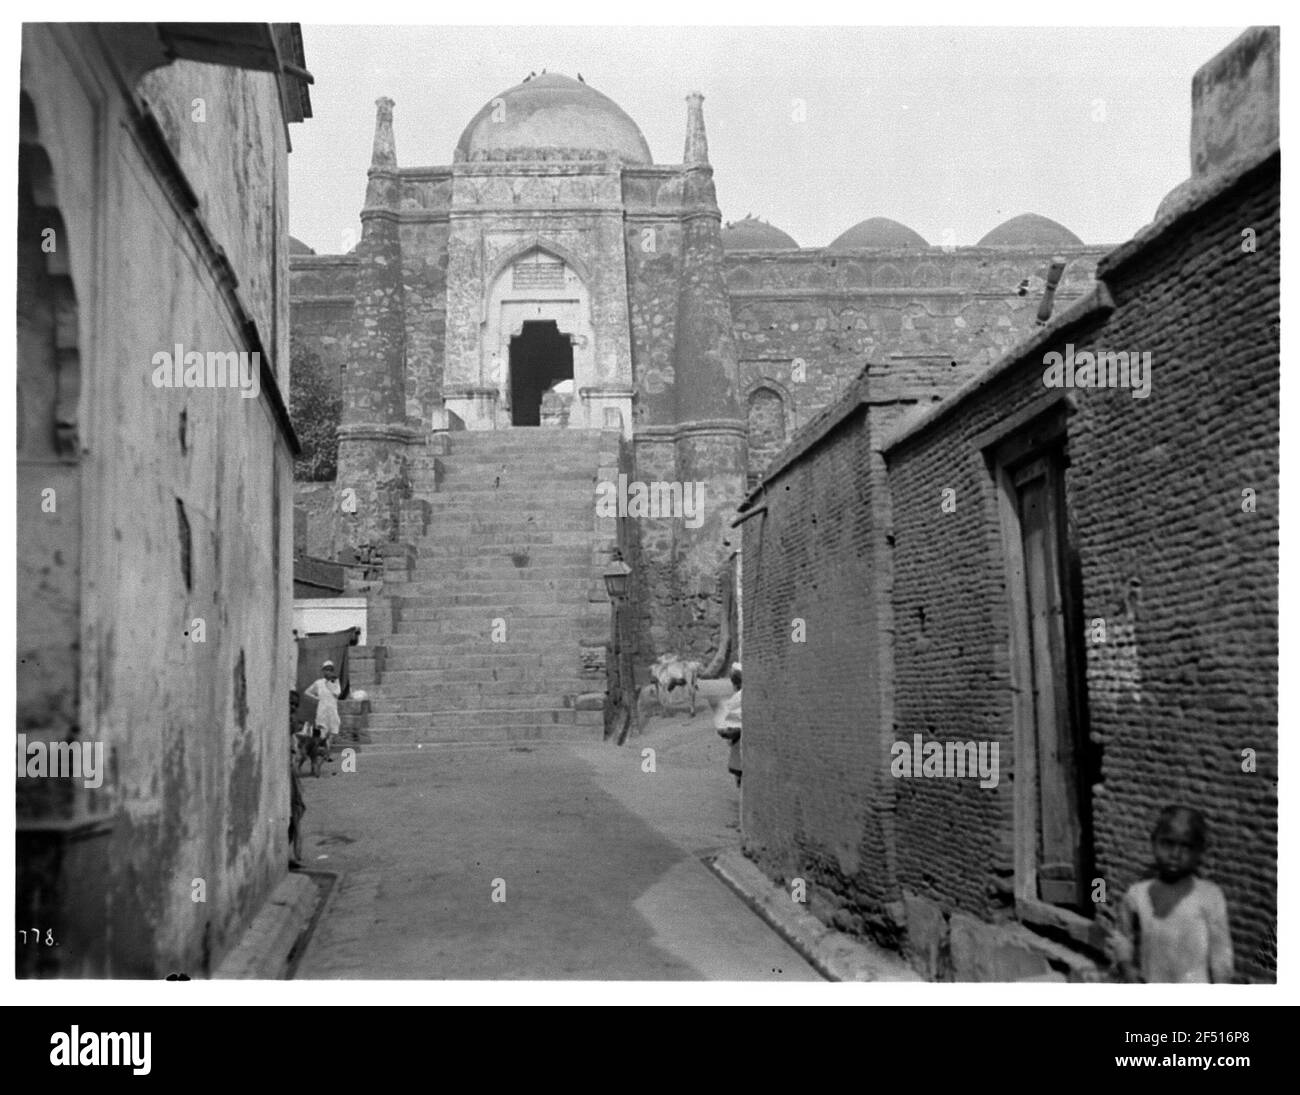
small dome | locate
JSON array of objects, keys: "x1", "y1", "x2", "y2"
[
  {"x1": 289, "y1": 236, "x2": 316, "y2": 256},
  {"x1": 723, "y1": 216, "x2": 799, "y2": 251},
  {"x1": 828, "y1": 217, "x2": 928, "y2": 250},
  {"x1": 978, "y1": 213, "x2": 1082, "y2": 248},
  {"x1": 456, "y1": 73, "x2": 652, "y2": 164}
]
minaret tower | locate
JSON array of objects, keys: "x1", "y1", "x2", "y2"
[
  {"x1": 670, "y1": 92, "x2": 747, "y2": 651},
  {"x1": 336, "y1": 96, "x2": 414, "y2": 555}
]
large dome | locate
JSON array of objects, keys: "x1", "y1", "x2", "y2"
[
  {"x1": 723, "y1": 216, "x2": 799, "y2": 251},
  {"x1": 455, "y1": 73, "x2": 652, "y2": 164},
  {"x1": 828, "y1": 217, "x2": 928, "y2": 250},
  {"x1": 978, "y1": 213, "x2": 1082, "y2": 248}
]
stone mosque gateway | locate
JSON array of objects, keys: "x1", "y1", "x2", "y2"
[{"x1": 289, "y1": 73, "x2": 1105, "y2": 742}]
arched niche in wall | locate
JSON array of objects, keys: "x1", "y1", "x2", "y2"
[
  {"x1": 726, "y1": 266, "x2": 757, "y2": 291},
  {"x1": 873, "y1": 263, "x2": 903, "y2": 288},
  {"x1": 1063, "y1": 258, "x2": 1097, "y2": 289},
  {"x1": 948, "y1": 263, "x2": 976, "y2": 289},
  {"x1": 745, "y1": 379, "x2": 794, "y2": 488},
  {"x1": 16, "y1": 86, "x2": 87, "y2": 968},
  {"x1": 913, "y1": 262, "x2": 943, "y2": 288},
  {"x1": 842, "y1": 261, "x2": 871, "y2": 288}
]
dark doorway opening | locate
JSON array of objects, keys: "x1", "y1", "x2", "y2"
[{"x1": 509, "y1": 321, "x2": 573, "y2": 426}]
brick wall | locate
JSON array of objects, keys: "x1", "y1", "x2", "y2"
[
  {"x1": 741, "y1": 376, "x2": 901, "y2": 937},
  {"x1": 883, "y1": 150, "x2": 1278, "y2": 978},
  {"x1": 740, "y1": 145, "x2": 1277, "y2": 980}
]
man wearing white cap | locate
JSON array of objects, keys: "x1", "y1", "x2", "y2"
[
  {"x1": 304, "y1": 660, "x2": 342, "y2": 760},
  {"x1": 714, "y1": 662, "x2": 743, "y2": 786}
]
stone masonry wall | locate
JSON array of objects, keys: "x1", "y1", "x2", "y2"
[
  {"x1": 727, "y1": 246, "x2": 1106, "y2": 475},
  {"x1": 399, "y1": 213, "x2": 450, "y2": 426},
  {"x1": 19, "y1": 30, "x2": 296, "y2": 976},
  {"x1": 290, "y1": 255, "x2": 358, "y2": 399}
]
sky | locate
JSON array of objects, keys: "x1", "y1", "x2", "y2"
[{"x1": 287, "y1": 25, "x2": 1246, "y2": 255}]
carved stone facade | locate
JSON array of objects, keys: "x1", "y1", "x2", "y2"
[{"x1": 290, "y1": 72, "x2": 1110, "y2": 671}]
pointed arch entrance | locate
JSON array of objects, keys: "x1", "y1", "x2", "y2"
[
  {"x1": 509, "y1": 319, "x2": 573, "y2": 426},
  {"x1": 480, "y1": 243, "x2": 594, "y2": 428}
]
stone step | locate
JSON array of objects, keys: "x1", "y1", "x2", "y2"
[
  {"x1": 448, "y1": 431, "x2": 604, "y2": 446},
  {"x1": 372, "y1": 671, "x2": 591, "y2": 690},
  {"x1": 425, "y1": 482, "x2": 598, "y2": 495},
  {"x1": 379, "y1": 628, "x2": 594, "y2": 647},
  {"x1": 388, "y1": 601, "x2": 598, "y2": 619},
  {"x1": 408, "y1": 566, "x2": 595, "y2": 580},
  {"x1": 372, "y1": 655, "x2": 591, "y2": 673},
  {"x1": 364, "y1": 708, "x2": 597, "y2": 731},
  {"x1": 448, "y1": 434, "x2": 605, "y2": 446},
  {"x1": 417, "y1": 489, "x2": 599, "y2": 502},
  {"x1": 421, "y1": 465, "x2": 598, "y2": 474},
  {"x1": 428, "y1": 460, "x2": 599, "y2": 474},
  {"x1": 388, "y1": 593, "x2": 601, "y2": 609},
  {"x1": 379, "y1": 670, "x2": 592, "y2": 687},
  {"x1": 412, "y1": 487, "x2": 594, "y2": 501},
  {"x1": 348, "y1": 663, "x2": 379, "y2": 685},
  {"x1": 405, "y1": 551, "x2": 593, "y2": 563},
  {"x1": 412, "y1": 495, "x2": 596, "y2": 508},
  {"x1": 407, "y1": 555, "x2": 595, "y2": 568},
  {"x1": 436, "y1": 447, "x2": 598, "y2": 460},
  {"x1": 383, "y1": 632, "x2": 595, "y2": 649},
  {"x1": 402, "y1": 578, "x2": 594, "y2": 592},
  {"x1": 377, "y1": 662, "x2": 598, "y2": 679},
  {"x1": 368, "y1": 690, "x2": 576, "y2": 711},
  {"x1": 388, "y1": 606, "x2": 604, "y2": 623},
  {"x1": 409, "y1": 550, "x2": 595, "y2": 564},
  {"x1": 418, "y1": 484, "x2": 599, "y2": 492},
  {"x1": 419, "y1": 470, "x2": 597, "y2": 482},
  {"x1": 412, "y1": 481, "x2": 599, "y2": 493},
  {"x1": 379, "y1": 624, "x2": 595, "y2": 641},
  {"x1": 379, "y1": 668, "x2": 592, "y2": 687},
  {"x1": 406, "y1": 495, "x2": 594, "y2": 507},
  {"x1": 409, "y1": 541, "x2": 597, "y2": 552},
  {"x1": 357, "y1": 720, "x2": 601, "y2": 745},
  {"x1": 394, "y1": 572, "x2": 597, "y2": 584},
  {"x1": 408, "y1": 508, "x2": 596, "y2": 522},
  {"x1": 407, "y1": 530, "x2": 595, "y2": 544},
  {"x1": 408, "y1": 522, "x2": 596, "y2": 538},
  {"x1": 371, "y1": 650, "x2": 583, "y2": 667},
  {"x1": 391, "y1": 588, "x2": 594, "y2": 605}
]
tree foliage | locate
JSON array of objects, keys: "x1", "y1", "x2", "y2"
[{"x1": 290, "y1": 341, "x2": 341, "y2": 481}]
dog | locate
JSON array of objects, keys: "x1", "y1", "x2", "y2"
[
  {"x1": 294, "y1": 728, "x2": 328, "y2": 778},
  {"x1": 647, "y1": 654, "x2": 703, "y2": 718}
]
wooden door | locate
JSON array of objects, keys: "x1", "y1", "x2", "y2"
[{"x1": 1014, "y1": 457, "x2": 1084, "y2": 906}]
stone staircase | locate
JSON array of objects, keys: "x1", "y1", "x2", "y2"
[{"x1": 359, "y1": 427, "x2": 617, "y2": 743}]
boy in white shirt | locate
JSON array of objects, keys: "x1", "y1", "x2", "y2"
[
  {"x1": 304, "y1": 660, "x2": 342, "y2": 761},
  {"x1": 1112, "y1": 805, "x2": 1234, "y2": 983}
]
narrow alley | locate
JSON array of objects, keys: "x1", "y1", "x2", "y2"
[{"x1": 293, "y1": 715, "x2": 819, "y2": 980}]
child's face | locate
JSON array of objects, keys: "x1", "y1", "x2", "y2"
[
  {"x1": 1153, "y1": 818, "x2": 1202, "y2": 882},
  {"x1": 323, "y1": 667, "x2": 337, "y2": 682}
]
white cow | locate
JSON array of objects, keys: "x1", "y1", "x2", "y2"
[{"x1": 645, "y1": 653, "x2": 703, "y2": 718}]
